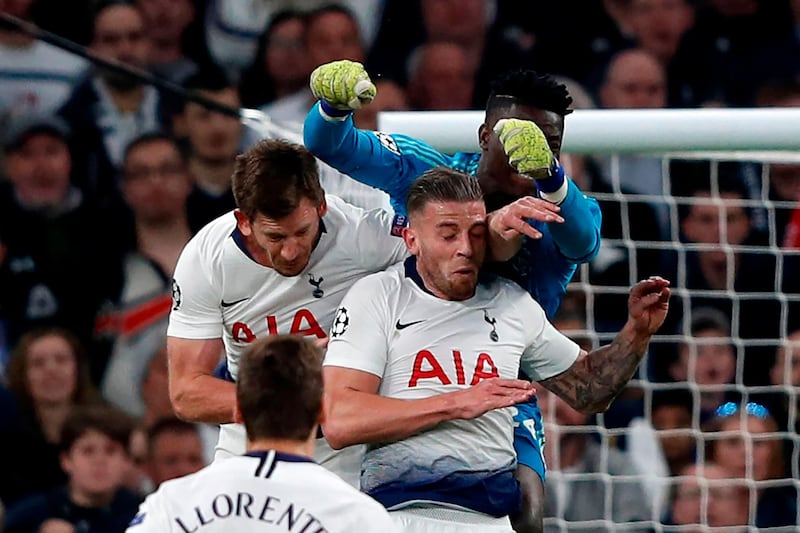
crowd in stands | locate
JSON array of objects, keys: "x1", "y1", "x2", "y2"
[{"x1": 0, "y1": 0, "x2": 799, "y2": 531}]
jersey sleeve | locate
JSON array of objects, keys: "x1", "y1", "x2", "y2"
[
  {"x1": 167, "y1": 237, "x2": 223, "y2": 339},
  {"x1": 125, "y1": 491, "x2": 170, "y2": 532},
  {"x1": 513, "y1": 289, "x2": 581, "y2": 381},
  {"x1": 304, "y1": 102, "x2": 452, "y2": 214},
  {"x1": 324, "y1": 274, "x2": 392, "y2": 378},
  {"x1": 547, "y1": 179, "x2": 602, "y2": 262},
  {"x1": 352, "y1": 206, "x2": 409, "y2": 271}
]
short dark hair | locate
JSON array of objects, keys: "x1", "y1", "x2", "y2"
[
  {"x1": 237, "y1": 335, "x2": 324, "y2": 441},
  {"x1": 183, "y1": 66, "x2": 233, "y2": 94},
  {"x1": 61, "y1": 404, "x2": 135, "y2": 453},
  {"x1": 146, "y1": 417, "x2": 200, "y2": 457},
  {"x1": 232, "y1": 139, "x2": 323, "y2": 219},
  {"x1": 406, "y1": 166, "x2": 484, "y2": 217},
  {"x1": 486, "y1": 69, "x2": 574, "y2": 118},
  {"x1": 123, "y1": 132, "x2": 183, "y2": 167},
  {"x1": 652, "y1": 387, "x2": 695, "y2": 414}
]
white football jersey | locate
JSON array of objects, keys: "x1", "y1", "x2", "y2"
[
  {"x1": 126, "y1": 450, "x2": 399, "y2": 533},
  {"x1": 324, "y1": 258, "x2": 580, "y2": 515},
  {"x1": 168, "y1": 196, "x2": 407, "y2": 472}
]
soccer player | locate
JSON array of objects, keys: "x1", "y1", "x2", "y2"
[
  {"x1": 127, "y1": 335, "x2": 399, "y2": 532},
  {"x1": 323, "y1": 167, "x2": 670, "y2": 532},
  {"x1": 166, "y1": 139, "x2": 408, "y2": 485},
  {"x1": 304, "y1": 60, "x2": 602, "y2": 531}
]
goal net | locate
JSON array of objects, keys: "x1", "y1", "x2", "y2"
[{"x1": 380, "y1": 109, "x2": 800, "y2": 531}]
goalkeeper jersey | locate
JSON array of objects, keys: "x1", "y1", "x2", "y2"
[
  {"x1": 304, "y1": 103, "x2": 602, "y2": 319},
  {"x1": 324, "y1": 257, "x2": 580, "y2": 517}
]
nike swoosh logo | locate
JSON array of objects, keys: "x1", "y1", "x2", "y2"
[
  {"x1": 221, "y1": 298, "x2": 249, "y2": 307},
  {"x1": 396, "y1": 319, "x2": 425, "y2": 330}
]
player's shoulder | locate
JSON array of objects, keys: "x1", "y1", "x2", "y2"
[
  {"x1": 483, "y1": 274, "x2": 545, "y2": 314},
  {"x1": 183, "y1": 211, "x2": 238, "y2": 258},
  {"x1": 346, "y1": 262, "x2": 404, "y2": 294},
  {"x1": 323, "y1": 194, "x2": 393, "y2": 235}
]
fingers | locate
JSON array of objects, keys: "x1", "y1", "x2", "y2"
[
  {"x1": 631, "y1": 276, "x2": 671, "y2": 298},
  {"x1": 314, "y1": 336, "x2": 330, "y2": 349}
]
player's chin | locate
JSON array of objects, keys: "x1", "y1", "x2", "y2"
[{"x1": 275, "y1": 262, "x2": 308, "y2": 277}]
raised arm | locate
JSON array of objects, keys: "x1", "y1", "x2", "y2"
[
  {"x1": 167, "y1": 337, "x2": 235, "y2": 423},
  {"x1": 322, "y1": 366, "x2": 535, "y2": 449},
  {"x1": 539, "y1": 276, "x2": 671, "y2": 413}
]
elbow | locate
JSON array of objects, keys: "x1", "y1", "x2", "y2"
[
  {"x1": 169, "y1": 384, "x2": 195, "y2": 422},
  {"x1": 578, "y1": 398, "x2": 613, "y2": 415},
  {"x1": 320, "y1": 421, "x2": 352, "y2": 450}
]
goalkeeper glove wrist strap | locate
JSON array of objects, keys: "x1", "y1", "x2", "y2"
[
  {"x1": 319, "y1": 101, "x2": 353, "y2": 121},
  {"x1": 537, "y1": 160, "x2": 568, "y2": 205}
]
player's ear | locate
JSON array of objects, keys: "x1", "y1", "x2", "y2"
[
  {"x1": 478, "y1": 122, "x2": 490, "y2": 150},
  {"x1": 402, "y1": 226, "x2": 419, "y2": 255},
  {"x1": 234, "y1": 209, "x2": 252, "y2": 237},
  {"x1": 317, "y1": 197, "x2": 328, "y2": 218}
]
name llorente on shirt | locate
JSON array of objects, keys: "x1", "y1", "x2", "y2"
[{"x1": 173, "y1": 490, "x2": 327, "y2": 532}]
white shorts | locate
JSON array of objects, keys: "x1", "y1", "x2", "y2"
[
  {"x1": 213, "y1": 423, "x2": 364, "y2": 488},
  {"x1": 390, "y1": 506, "x2": 514, "y2": 533}
]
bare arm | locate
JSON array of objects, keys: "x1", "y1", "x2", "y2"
[
  {"x1": 540, "y1": 277, "x2": 671, "y2": 414},
  {"x1": 323, "y1": 366, "x2": 536, "y2": 449},
  {"x1": 487, "y1": 196, "x2": 564, "y2": 262},
  {"x1": 167, "y1": 336, "x2": 235, "y2": 424}
]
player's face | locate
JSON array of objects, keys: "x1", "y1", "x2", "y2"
[
  {"x1": 404, "y1": 200, "x2": 487, "y2": 300},
  {"x1": 237, "y1": 197, "x2": 326, "y2": 277},
  {"x1": 478, "y1": 104, "x2": 564, "y2": 209},
  {"x1": 25, "y1": 334, "x2": 78, "y2": 405},
  {"x1": 61, "y1": 430, "x2": 129, "y2": 498}
]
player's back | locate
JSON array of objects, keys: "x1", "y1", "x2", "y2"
[{"x1": 127, "y1": 451, "x2": 398, "y2": 533}]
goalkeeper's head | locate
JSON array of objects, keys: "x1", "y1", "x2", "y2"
[{"x1": 481, "y1": 69, "x2": 573, "y2": 159}]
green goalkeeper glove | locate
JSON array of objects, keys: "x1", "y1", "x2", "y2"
[
  {"x1": 493, "y1": 118, "x2": 555, "y2": 180},
  {"x1": 310, "y1": 60, "x2": 377, "y2": 111}
]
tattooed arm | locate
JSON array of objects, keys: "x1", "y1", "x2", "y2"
[{"x1": 540, "y1": 276, "x2": 671, "y2": 414}]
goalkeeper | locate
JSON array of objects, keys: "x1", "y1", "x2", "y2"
[{"x1": 304, "y1": 61, "x2": 602, "y2": 533}]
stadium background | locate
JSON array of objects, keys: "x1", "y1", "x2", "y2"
[{"x1": 0, "y1": 0, "x2": 799, "y2": 531}]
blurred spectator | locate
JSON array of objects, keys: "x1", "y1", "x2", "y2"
[
  {"x1": 144, "y1": 417, "x2": 206, "y2": 489},
  {"x1": 628, "y1": 0, "x2": 694, "y2": 67},
  {"x1": 4, "y1": 405, "x2": 141, "y2": 533},
  {"x1": 704, "y1": 400, "x2": 797, "y2": 528},
  {"x1": 238, "y1": 10, "x2": 310, "y2": 109},
  {"x1": 99, "y1": 134, "x2": 192, "y2": 415},
  {"x1": 628, "y1": 387, "x2": 697, "y2": 520},
  {"x1": 539, "y1": 386, "x2": 653, "y2": 532},
  {"x1": 760, "y1": 329, "x2": 800, "y2": 436},
  {"x1": 665, "y1": 163, "x2": 782, "y2": 385},
  {"x1": 0, "y1": 114, "x2": 124, "y2": 366},
  {"x1": 57, "y1": 1, "x2": 179, "y2": 206},
  {"x1": 352, "y1": 79, "x2": 409, "y2": 130},
  {"x1": 665, "y1": 308, "x2": 737, "y2": 419},
  {"x1": 135, "y1": 0, "x2": 200, "y2": 84},
  {"x1": 666, "y1": 461, "x2": 748, "y2": 531},
  {"x1": 0, "y1": 328, "x2": 100, "y2": 505},
  {"x1": 670, "y1": 0, "x2": 799, "y2": 106},
  {"x1": 204, "y1": 0, "x2": 382, "y2": 83},
  {"x1": 406, "y1": 42, "x2": 474, "y2": 110},
  {"x1": 0, "y1": 0, "x2": 88, "y2": 118},
  {"x1": 368, "y1": 0, "x2": 538, "y2": 108},
  {"x1": 175, "y1": 70, "x2": 242, "y2": 233},
  {"x1": 263, "y1": 4, "x2": 365, "y2": 126}
]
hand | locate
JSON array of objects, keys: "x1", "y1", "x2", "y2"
[
  {"x1": 627, "y1": 276, "x2": 671, "y2": 335},
  {"x1": 38, "y1": 519, "x2": 76, "y2": 533},
  {"x1": 310, "y1": 60, "x2": 377, "y2": 110},
  {"x1": 489, "y1": 196, "x2": 564, "y2": 241},
  {"x1": 454, "y1": 378, "x2": 536, "y2": 420},
  {"x1": 313, "y1": 335, "x2": 330, "y2": 349},
  {"x1": 493, "y1": 118, "x2": 555, "y2": 179}
]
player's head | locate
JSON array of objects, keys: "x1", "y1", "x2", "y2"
[
  {"x1": 404, "y1": 167, "x2": 486, "y2": 301},
  {"x1": 478, "y1": 70, "x2": 573, "y2": 206},
  {"x1": 232, "y1": 139, "x2": 326, "y2": 277},
  {"x1": 60, "y1": 405, "x2": 135, "y2": 503},
  {"x1": 235, "y1": 335, "x2": 324, "y2": 448}
]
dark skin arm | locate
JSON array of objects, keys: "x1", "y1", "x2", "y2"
[
  {"x1": 511, "y1": 465, "x2": 544, "y2": 533},
  {"x1": 540, "y1": 276, "x2": 671, "y2": 414}
]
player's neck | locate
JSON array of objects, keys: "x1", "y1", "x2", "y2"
[{"x1": 246, "y1": 435, "x2": 315, "y2": 460}]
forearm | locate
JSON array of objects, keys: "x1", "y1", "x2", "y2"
[
  {"x1": 547, "y1": 180, "x2": 601, "y2": 261},
  {"x1": 487, "y1": 228, "x2": 523, "y2": 262},
  {"x1": 171, "y1": 375, "x2": 237, "y2": 424},
  {"x1": 541, "y1": 322, "x2": 651, "y2": 414},
  {"x1": 324, "y1": 388, "x2": 464, "y2": 449}
]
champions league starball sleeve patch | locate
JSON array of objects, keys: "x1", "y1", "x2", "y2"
[
  {"x1": 171, "y1": 279, "x2": 182, "y2": 311},
  {"x1": 331, "y1": 307, "x2": 349, "y2": 338}
]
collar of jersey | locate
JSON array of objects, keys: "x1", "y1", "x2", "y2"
[
  {"x1": 404, "y1": 256, "x2": 495, "y2": 298},
  {"x1": 230, "y1": 219, "x2": 328, "y2": 263},
  {"x1": 244, "y1": 450, "x2": 315, "y2": 464}
]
